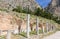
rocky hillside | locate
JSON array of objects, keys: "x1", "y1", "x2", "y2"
[
  {"x1": 46, "y1": 0, "x2": 60, "y2": 16},
  {"x1": 0, "y1": 0, "x2": 41, "y2": 11}
]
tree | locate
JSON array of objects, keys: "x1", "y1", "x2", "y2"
[
  {"x1": 35, "y1": 8, "x2": 42, "y2": 16},
  {"x1": 22, "y1": 7, "x2": 32, "y2": 14}
]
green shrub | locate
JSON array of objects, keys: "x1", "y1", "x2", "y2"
[
  {"x1": 19, "y1": 32, "x2": 27, "y2": 37},
  {"x1": 34, "y1": 8, "x2": 53, "y2": 19},
  {"x1": 22, "y1": 8, "x2": 32, "y2": 14},
  {"x1": 12, "y1": 6, "x2": 22, "y2": 13},
  {"x1": 30, "y1": 30, "x2": 36, "y2": 35}
]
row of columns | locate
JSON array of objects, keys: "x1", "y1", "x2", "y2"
[
  {"x1": 0, "y1": 14, "x2": 56, "y2": 39},
  {"x1": 26, "y1": 14, "x2": 55, "y2": 38}
]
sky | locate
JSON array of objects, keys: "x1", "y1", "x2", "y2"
[{"x1": 35, "y1": 0, "x2": 51, "y2": 8}]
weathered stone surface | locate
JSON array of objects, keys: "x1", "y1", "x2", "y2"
[
  {"x1": 0, "y1": 12, "x2": 13, "y2": 30},
  {"x1": 46, "y1": 0, "x2": 60, "y2": 16}
]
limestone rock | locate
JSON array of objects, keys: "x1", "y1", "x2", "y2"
[
  {"x1": 46, "y1": 0, "x2": 60, "y2": 16},
  {"x1": 0, "y1": 0, "x2": 41, "y2": 11}
]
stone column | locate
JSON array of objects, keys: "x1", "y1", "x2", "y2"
[
  {"x1": 0, "y1": 30, "x2": 2, "y2": 35},
  {"x1": 26, "y1": 14, "x2": 30, "y2": 38},
  {"x1": 50, "y1": 24, "x2": 53, "y2": 31},
  {"x1": 53, "y1": 25, "x2": 56, "y2": 31},
  {"x1": 42, "y1": 26, "x2": 45, "y2": 34},
  {"x1": 36, "y1": 17, "x2": 39, "y2": 35},
  {"x1": 13, "y1": 25, "x2": 19, "y2": 34},
  {"x1": 46, "y1": 22, "x2": 49, "y2": 33},
  {"x1": 6, "y1": 30, "x2": 11, "y2": 39}
]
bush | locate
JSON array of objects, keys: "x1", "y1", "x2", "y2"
[
  {"x1": 22, "y1": 8, "x2": 32, "y2": 14},
  {"x1": 55, "y1": 19, "x2": 60, "y2": 24},
  {"x1": 34, "y1": 8, "x2": 53, "y2": 19},
  {"x1": 12, "y1": 6, "x2": 32, "y2": 14},
  {"x1": 12, "y1": 6, "x2": 22, "y2": 13},
  {"x1": 35, "y1": 8, "x2": 42, "y2": 16}
]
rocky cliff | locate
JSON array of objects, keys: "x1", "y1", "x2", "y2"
[
  {"x1": 0, "y1": 0, "x2": 41, "y2": 11},
  {"x1": 46, "y1": 0, "x2": 60, "y2": 16}
]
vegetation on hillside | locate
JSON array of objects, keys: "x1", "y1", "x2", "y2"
[
  {"x1": 12, "y1": 6, "x2": 60, "y2": 24},
  {"x1": 12, "y1": 6, "x2": 33, "y2": 14}
]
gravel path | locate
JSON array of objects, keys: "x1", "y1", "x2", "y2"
[{"x1": 43, "y1": 31, "x2": 60, "y2": 39}]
